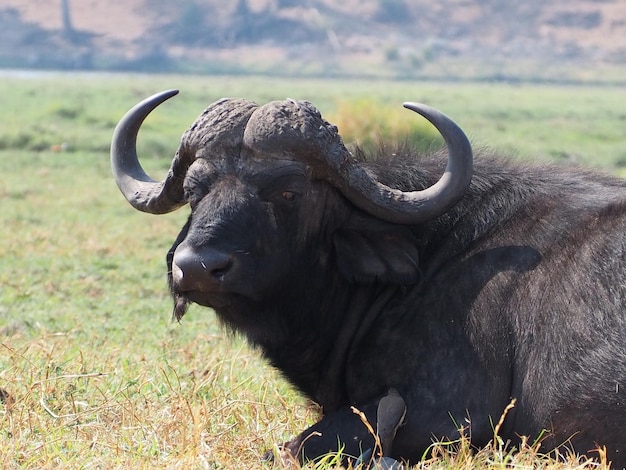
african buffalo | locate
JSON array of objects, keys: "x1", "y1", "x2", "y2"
[{"x1": 111, "y1": 90, "x2": 626, "y2": 467}]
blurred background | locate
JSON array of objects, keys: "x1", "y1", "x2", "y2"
[{"x1": 1, "y1": 0, "x2": 625, "y2": 83}]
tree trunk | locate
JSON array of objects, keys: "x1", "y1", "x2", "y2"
[{"x1": 62, "y1": 0, "x2": 77, "y2": 43}]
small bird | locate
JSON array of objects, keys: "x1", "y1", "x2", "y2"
[
  {"x1": 356, "y1": 388, "x2": 407, "y2": 469},
  {"x1": 376, "y1": 388, "x2": 407, "y2": 457}
]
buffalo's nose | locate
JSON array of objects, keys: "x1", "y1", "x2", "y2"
[{"x1": 172, "y1": 247, "x2": 233, "y2": 291}]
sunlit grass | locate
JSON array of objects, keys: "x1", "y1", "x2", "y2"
[
  {"x1": 1, "y1": 328, "x2": 309, "y2": 468},
  {"x1": 1, "y1": 73, "x2": 625, "y2": 168}
]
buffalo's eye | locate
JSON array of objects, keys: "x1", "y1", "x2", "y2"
[
  {"x1": 281, "y1": 191, "x2": 296, "y2": 201},
  {"x1": 185, "y1": 188, "x2": 204, "y2": 209}
]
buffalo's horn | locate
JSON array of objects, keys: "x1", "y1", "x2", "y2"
[
  {"x1": 244, "y1": 99, "x2": 473, "y2": 224},
  {"x1": 332, "y1": 102, "x2": 473, "y2": 224},
  {"x1": 111, "y1": 89, "x2": 189, "y2": 214}
]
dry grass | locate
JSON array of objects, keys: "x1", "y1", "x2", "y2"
[
  {"x1": 2, "y1": 348, "x2": 611, "y2": 470},
  {"x1": 1, "y1": 327, "x2": 313, "y2": 468},
  {"x1": 283, "y1": 399, "x2": 612, "y2": 469}
]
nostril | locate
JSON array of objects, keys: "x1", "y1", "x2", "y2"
[
  {"x1": 200, "y1": 257, "x2": 233, "y2": 281},
  {"x1": 172, "y1": 247, "x2": 233, "y2": 291},
  {"x1": 204, "y1": 258, "x2": 232, "y2": 281}
]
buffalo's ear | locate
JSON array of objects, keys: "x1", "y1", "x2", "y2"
[{"x1": 334, "y1": 216, "x2": 420, "y2": 284}]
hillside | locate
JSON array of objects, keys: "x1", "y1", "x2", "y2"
[{"x1": 1, "y1": 0, "x2": 625, "y2": 82}]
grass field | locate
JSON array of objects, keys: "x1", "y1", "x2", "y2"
[{"x1": 1, "y1": 72, "x2": 625, "y2": 468}]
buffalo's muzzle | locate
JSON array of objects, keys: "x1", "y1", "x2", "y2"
[{"x1": 172, "y1": 247, "x2": 233, "y2": 292}]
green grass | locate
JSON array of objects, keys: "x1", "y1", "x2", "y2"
[
  {"x1": 2, "y1": 73, "x2": 625, "y2": 169},
  {"x1": 1, "y1": 72, "x2": 623, "y2": 468},
  {"x1": 0, "y1": 145, "x2": 313, "y2": 467}
]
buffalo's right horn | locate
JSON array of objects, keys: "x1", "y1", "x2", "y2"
[
  {"x1": 111, "y1": 89, "x2": 190, "y2": 214},
  {"x1": 332, "y1": 102, "x2": 473, "y2": 224}
]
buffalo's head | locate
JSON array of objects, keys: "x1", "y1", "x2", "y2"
[{"x1": 111, "y1": 90, "x2": 472, "y2": 337}]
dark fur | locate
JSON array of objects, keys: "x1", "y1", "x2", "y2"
[{"x1": 168, "y1": 146, "x2": 626, "y2": 467}]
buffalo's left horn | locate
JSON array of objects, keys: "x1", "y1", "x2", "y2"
[
  {"x1": 111, "y1": 89, "x2": 189, "y2": 214},
  {"x1": 243, "y1": 99, "x2": 473, "y2": 225}
]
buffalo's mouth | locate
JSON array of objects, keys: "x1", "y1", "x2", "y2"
[
  {"x1": 172, "y1": 287, "x2": 276, "y2": 342},
  {"x1": 171, "y1": 286, "x2": 238, "y2": 321}
]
